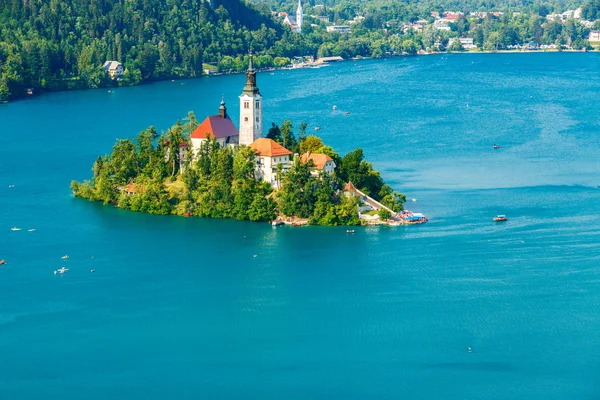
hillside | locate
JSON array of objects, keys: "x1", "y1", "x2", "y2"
[{"x1": 0, "y1": 0, "x2": 281, "y2": 101}]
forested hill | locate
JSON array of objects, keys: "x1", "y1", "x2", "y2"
[{"x1": 0, "y1": 0, "x2": 281, "y2": 101}]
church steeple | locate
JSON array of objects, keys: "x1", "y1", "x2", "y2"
[
  {"x1": 243, "y1": 52, "x2": 260, "y2": 96},
  {"x1": 219, "y1": 96, "x2": 227, "y2": 118},
  {"x1": 296, "y1": 0, "x2": 303, "y2": 33},
  {"x1": 239, "y1": 50, "x2": 263, "y2": 146}
]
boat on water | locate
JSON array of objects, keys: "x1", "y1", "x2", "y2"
[
  {"x1": 346, "y1": 230, "x2": 355, "y2": 234},
  {"x1": 271, "y1": 220, "x2": 284, "y2": 226},
  {"x1": 314, "y1": 126, "x2": 321, "y2": 131},
  {"x1": 10, "y1": 227, "x2": 21, "y2": 231},
  {"x1": 61, "y1": 255, "x2": 69, "y2": 260},
  {"x1": 493, "y1": 144, "x2": 501, "y2": 149},
  {"x1": 28, "y1": 228, "x2": 36, "y2": 232},
  {"x1": 493, "y1": 215, "x2": 508, "y2": 222},
  {"x1": 54, "y1": 267, "x2": 69, "y2": 275},
  {"x1": 344, "y1": 112, "x2": 350, "y2": 115},
  {"x1": 332, "y1": 105, "x2": 337, "y2": 110},
  {"x1": 0, "y1": 260, "x2": 5, "y2": 265}
]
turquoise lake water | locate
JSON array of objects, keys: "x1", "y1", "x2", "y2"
[{"x1": 1, "y1": 53, "x2": 600, "y2": 399}]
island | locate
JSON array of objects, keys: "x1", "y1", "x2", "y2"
[{"x1": 71, "y1": 56, "x2": 427, "y2": 226}]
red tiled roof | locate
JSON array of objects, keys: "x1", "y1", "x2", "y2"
[
  {"x1": 300, "y1": 153, "x2": 333, "y2": 170},
  {"x1": 191, "y1": 116, "x2": 239, "y2": 139},
  {"x1": 249, "y1": 138, "x2": 292, "y2": 157}
]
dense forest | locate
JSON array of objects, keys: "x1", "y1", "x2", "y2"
[
  {"x1": 70, "y1": 114, "x2": 405, "y2": 226},
  {"x1": 1, "y1": 0, "x2": 599, "y2": 102},
  {"x1": 0, "y1": 0, "x2": 283, "y2": 101}
]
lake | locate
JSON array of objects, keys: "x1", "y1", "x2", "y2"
[{"x1": 1, "y1": 53, "x2": 600, "y2": 399}]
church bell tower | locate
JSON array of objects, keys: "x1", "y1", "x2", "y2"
[{"x1": 239, "y1": 53, "x2": 262, "y2": 146}]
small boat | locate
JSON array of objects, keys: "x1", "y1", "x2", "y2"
[
  {"x1": 346, "y1": 230, "x2": 355, "y2": 234},
  {"x1": 412, "y1": 198, "x2": 417, "y2": 202},
  {"x1": 314, "y1": 126, "x2": 321, "y2": 131},
  {"x1": 344, "y1": 112, "x2": 350, "y2": 115},
  {"x1": 271, "y1": 220, "x2": 284, "y2": 226},
  {"x1": 0, "y1": 260, "x2": 5, "y2": 265},
  {"x1": 90, "y1": 269, "x2": 95, "y2": 273},
  {"x1": 493, "y1": 215, "x2": 508, "y2": 222},
  {"x1": 8, "y1": 185, "x2": 15, "y2": 188},
  {"x1": 10, "y1": 227, "x2": 21, "y2": 231},
  {"x1": 332, "y1": 105, "x2": 337, "y2": 110},
  {"x1": 54, "y1": 267, "x2": 69, "y2": 275},
  {"x1": 61, "y1": 255, "x2": 69, "y2": 260},
  {"x1": 493, "y1": 144, "x2": 501, "y2": 149},
  {"x1": 28, "y1": 229, "x2": 36, "y2": 232}
]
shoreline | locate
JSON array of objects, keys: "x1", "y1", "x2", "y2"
[{"x1": 4, "y1": 49, "x2": 598, "y2": 104}]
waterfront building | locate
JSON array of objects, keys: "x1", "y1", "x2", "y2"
[
  {"x1": 589, "y1": 30, "x2": 600, "y2": 42},
  {"x1": 239, "y1": 54, "x2": 263, "y2": 146},
  {"x1": 249, "y1": 138, "x2": 292, "y2": 188},
  {"x1": 102, "y1": 61, "x2": 123, "y2": 79}
]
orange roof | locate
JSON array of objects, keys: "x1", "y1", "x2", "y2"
[
  {"x1": 249, "y1": 138, "x2": 292, "y2": 157},
  {"x1": 191, "y1": 116, "x2": 238, "y2": 139},
  {"x1": 300, "y1": 153, "x2": 334, "y2": 169},
  {"x1": 126, "y1": 183, "x2": 137, "y2": 193}
]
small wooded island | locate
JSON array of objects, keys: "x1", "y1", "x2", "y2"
[{"x1": 71, "y1": 55, "x2": 427, "y2": 226}]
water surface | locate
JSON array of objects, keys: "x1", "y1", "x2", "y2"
[{"x1": 1, "y1": 53, "x2": 600, "y2": 399}]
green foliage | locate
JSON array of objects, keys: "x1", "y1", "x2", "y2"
[{"x1": 378, "y1": 209, "x2": 392, "y2": 221}]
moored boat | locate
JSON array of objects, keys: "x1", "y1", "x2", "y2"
[{"x1": 493, "y1": 215, "x2": 508, "y2": 222}]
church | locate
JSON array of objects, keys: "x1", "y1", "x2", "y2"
[
  {"x1": 283, "y1": 0, "x2": 303, "y2": 33},
  {"x1": 190, "y1": 54, "x2": 293, "y2": 187}
]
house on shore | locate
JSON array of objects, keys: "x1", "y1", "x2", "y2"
[
  {"x1": 589, "y1": 30, "x2": 600, "y2": 42},
  {"x1": 103, "y1": 61, "x2": 124, "y2": 79}
]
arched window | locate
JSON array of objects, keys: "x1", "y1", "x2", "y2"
[
  {"x1": 244, "y1": 117, "x2": 248, "y2": 122},
  {"x1": 244, "y1": 102, "x2": 249, "y2": 109},
  {"x1": 255, "y1": 100, "x2": 260, "y2": 108},
  {"x1": 255, "y1": 117, "x2": 259, "y2": 122}
]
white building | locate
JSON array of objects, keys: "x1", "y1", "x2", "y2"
[
  {"x1": 190, "y1": 99, "x2": 239, "y2": 156},
  {"x1": 300, "y1": 153, "x2": 336, "y2": 176},
  {"x1": 239, "y1": 54, "x2": 262, "y2": 146},
  {"x1": 589, "y1": 30, "x2": 600, "y2": 42},
  {"x1": 283, "y1": 0, "x2": 303, "y2": 33},
  {"x1": 102, "y1": 61, "x2": 123, "y2": 79},
  {"x1": 249, "y1": 138, "x2": 292, "y2": 188},
  {"x1": 448, "y1": 37, "x2": 476, "y2": 49},
  {"x1": 326, "y1": 25, "x2": 351, "y2": 33}
]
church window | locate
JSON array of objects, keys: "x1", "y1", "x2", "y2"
[
  {"x1": 256, "y1": 117, "x2": 259, "y2": 122},
  {"x1": 244, "y1": 102, "x2": 249, "y2": 109},
  {"x1": 255, "y1": 101, "x2": 260, "y2": 108},
  {"x1": 244, "y1": 117, "x2": 248, "y2": 122}
]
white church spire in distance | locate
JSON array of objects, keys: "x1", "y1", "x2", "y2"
[{"x1": 296, "y1": 0, "x2": 303, "y2": 33}]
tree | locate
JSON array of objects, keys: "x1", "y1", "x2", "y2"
[{"x1": 378, "y1": 209, "x2": 392, "y2": 221}]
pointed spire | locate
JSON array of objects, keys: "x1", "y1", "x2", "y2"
[
  {"x1": 248, "y1": 46, "x2": 254, "y2": 72},
  {"x1": 219, "y1": 95, "x2": 227, "y2": 118}
]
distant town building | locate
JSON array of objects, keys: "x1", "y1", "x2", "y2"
[
  {"x1": 312, "y1": 15, "x2": 329, "y2": 22},
  {"x1": 349, "y1": 16, "x2": 365, "y2": 24},
  {"x1": 301, "y1": 153, "x2": 336, "y2": 176},
  {"x1": 283, "y1": 0, "x2": 303, "y2": 33},
  {"x1": 102, "y1": 61, "x2": 123, "y2": 79},
  {"x1": 326, "y1": 25, "x2": 351, "y2": 33},
  {"x1": 589, "y1": 30, "x2": 600, "y2": 42},
  {"x1": 249, "y1": 138, "x2": 292, "y2": 188}
]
